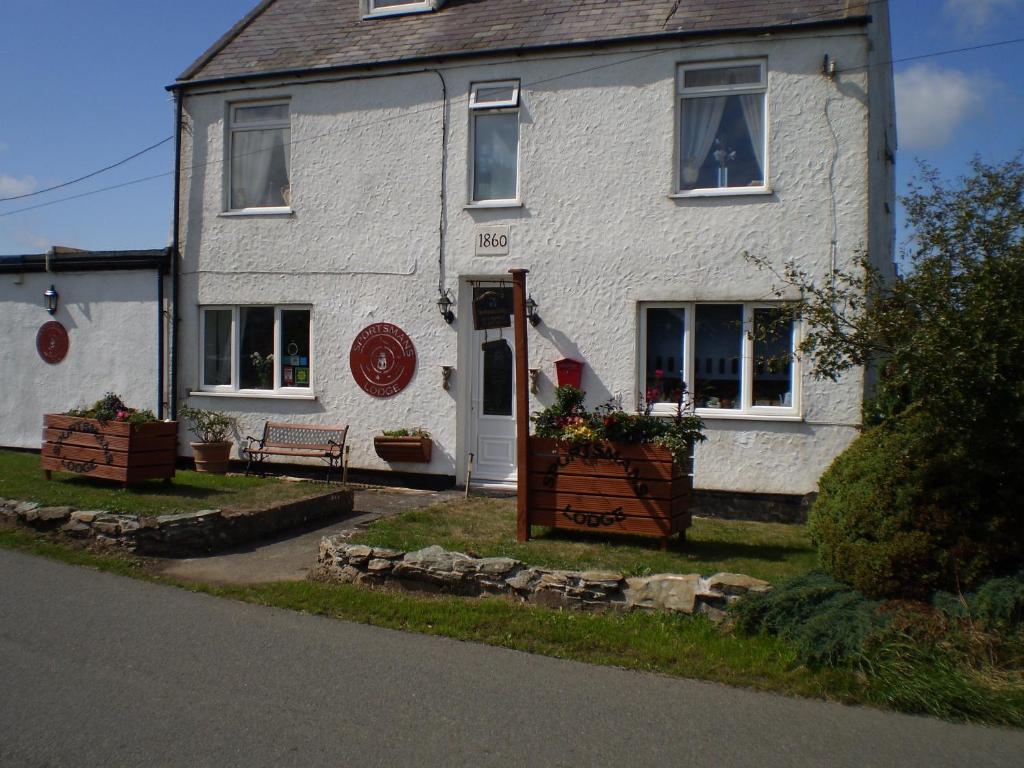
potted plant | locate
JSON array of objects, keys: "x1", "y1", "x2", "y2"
[
  {"x1": 179, "y1": 404, "x2": 236, "y2": 474},
  {"x1": 373, "y1": 428, "x2": 432, "y2": 463},
  {"x1": 42, "y1": 392, "x2": 177, "y2": 483},
  {"x1": 527, "y1": 386, "x2": 705, "y2": 546}
]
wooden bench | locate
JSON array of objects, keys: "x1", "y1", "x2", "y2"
[{"x1": 244, "y1": 422, "x2": 348, "y2": 483}]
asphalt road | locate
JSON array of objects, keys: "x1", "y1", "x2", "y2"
[{"x1": 1, "y1": 549, "x2": 1022, "y2": 768}]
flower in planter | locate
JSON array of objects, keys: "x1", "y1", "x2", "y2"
[{"x1": 65, "y1": 392, "x2": 156, "y2": 424}]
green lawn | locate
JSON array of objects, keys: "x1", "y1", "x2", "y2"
[
  {"x1": 352, "y1": 497, "x2": 817, "y2": 584},
  {"x1": 0, "y1": 449, "x2": 334, "y2": 516}
]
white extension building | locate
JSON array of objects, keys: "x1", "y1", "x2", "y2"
[{"x1": 164, "y1": 0, "x2": 895, "y2": 509}]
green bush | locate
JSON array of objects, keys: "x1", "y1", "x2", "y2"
[
  {"x1": 933, "y1": 573, "x2": 1024, "y2": 633},
  {"x1": 732, "y1": 571, "x2": 882, "y2": 667},
  {"x1": 808, "y1": 408, "x2": 1017, "y2": 599}
]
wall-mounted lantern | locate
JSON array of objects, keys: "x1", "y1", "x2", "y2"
[
  {"x1": 436, "y1": 289, "x2": 455, "y2": 324},
  {"x1": 43, "y1": 284, "x2": 59, "y2": 315},
  {"x1": 525, "y1": 294, "x2": 541, "y2": 327},
  {"x1": 441, "y1": 365, "x2": 454, "y2": 390}
]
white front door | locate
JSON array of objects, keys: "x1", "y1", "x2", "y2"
[{"x1": 469, "y1": 286, "x2": 517, "y2": 485}]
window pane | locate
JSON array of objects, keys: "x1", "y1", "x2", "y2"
[
  {"x1": 239, "y1": 307, "x2": 275, "y2": 389},
  {"x1": 473, "y1": 113, "x2": 518, "y2": 201},
  {"x1": 644, "y1": 308, "x2": 686, "y2": 405},
  {"x1": 233, "y1": 104, "x2": 289, "y2": 123},
  {"x1": 230, "y1": 127, "x2": 290, "y2": 208},
  {"x1": 684, "y1": 65, "x2": 762, "y2": 89},
  {"x1": 694, "y1": 305, "x2": 743, "y2": 409},
  {"x1": 280, "y1": 310, "x2": 311, "y2": 388},
  {"x1": 373, "y1": 0, "x2": 420, "y2": 7},
  {"x1": 203, "y1": 310, "x2": 232, "y2": 386},
  {"x1": 680, "y1": 94, "x2": 764, "y2": 190},
  {"x1": 474, "y1": 85, "x2": 516, "y2": 105},
  {"x1": 482, "y1": 339, "x2": 513, "y2": 416},
  {"x1": 753, "y1": 308, "x2": 794, "y2": 407}
]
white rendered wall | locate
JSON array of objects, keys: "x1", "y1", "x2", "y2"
[
  {"x1": 0, "y1": 270, "x2": 162, "y2": 449},
  {"x1": 178, "y1": 25, "x2": 887, "y2": 495}
]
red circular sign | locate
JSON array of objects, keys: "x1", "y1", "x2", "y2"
[
  {"x1": 350, "y1": 323, "x2": 417, "y2": 398},
  {"x1": 36, "y1": 321, "x2": 70, "y2": 365}
]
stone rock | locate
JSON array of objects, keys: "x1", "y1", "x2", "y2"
[
  {"x1": 27, "y1": 506, "x2": 74, "y2": 526},
  {"x1": 14, "y1": 501, "x2": 40, "y2": 519},
  {"x1": 505, "y1": 568, "x2": 540, "y2": 592},
  {"x1": 60, "y1": 519, "x2": 93, "y2": 537},
  {"x1": 366, "y1": 558, "x2": 393, "y2": 573},
  {"x1": 402, "y1": 545, "x2": 472, "y2": 573},
  {"x1": 532, "y1": 589, "x2": 568, "y2": 609},
  {"x1": 474, "y1": 557, "x2": 521, "y2": 576},
  {"x1": 698, "y1": 603, "x2": 730, "y2": 624},
  {"x1": 537, "y1": 570, "x2": 572, "y2": 589},
  {"x1": 370, "y1": 547, "x2": 404, "y2": 560},
  {"x1": 706, "y1": 572, "x2": 772, "y2": 596},
  {"x1": 578, "y1": 570, "x2": 624, "y2": 589},
  {"x1": 342, "y1": 544, "x2": 373, "y2": 565},
  {"x1": 624, "y1": 574, "x2": 701, "y2": 613},
  {"x1": 72, "y1": 511, "x2": 100, "y2": 523}
]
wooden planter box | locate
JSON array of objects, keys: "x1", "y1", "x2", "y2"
[
  {"x1": 41, "y1": 414, "x2": 177, "y2": 484},
  {"x1": 373, "y1": 435, "x2": 432, "y2": 463},
  {"x1": 526, "y1": 437, "x2": 692, "y2": 547}
]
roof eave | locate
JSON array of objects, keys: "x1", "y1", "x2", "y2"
[{"x1": 167, "y1": 14, "x2": 871, "y2": 92}]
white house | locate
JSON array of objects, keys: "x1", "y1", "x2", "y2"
[{"x1": 168, "y1": 0, "x2": 895, "y2": 513}]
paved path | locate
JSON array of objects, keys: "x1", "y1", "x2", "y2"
[
  {"x1": 154, "y1": 487, "x2": 463, "y2": 585},
  {"x1": 2, "y1": 549, "x2": 1022, "y2": 768}
]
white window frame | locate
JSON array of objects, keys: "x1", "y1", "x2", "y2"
[
  {"x1": 198, "y1": 305, "x2": 314, "y2": 396},
  {"x1": 638, "y1": 302, "x2": 800, "y2": 419},
  {"x1": 674, "y1": 59, "x2": 769, "y2": 198},
  {"x1": 364, "y1": 0, "x2": 435, "y2": 19},
  {"x1": 468, "y1": 80, "x2": 521, "y2": 207},
  {"x1": 225, "y1": 100, "x2": 292, "y2": 214}
]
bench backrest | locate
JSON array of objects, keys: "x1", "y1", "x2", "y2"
[{"x1": 262, "y1": 422, "x2": 348, "y2": 450}]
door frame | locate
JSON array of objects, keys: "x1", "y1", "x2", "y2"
[{"x1": 456, "y1": 275, "x2": 518, "y2": 487}]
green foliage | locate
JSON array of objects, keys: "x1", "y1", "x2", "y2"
[
  {"x1": 810, "y1": 408, "x2": 1020, "y2": 598},
  {"x1": 178, "y1": 404, "x2": 235, "y2": 443},
  {"x1": 381, "y1": 427, "x2": 430, "y2": 438},
  {"x1": 749, "y1": 156, "x2": 1024, "y2": 596},
  {"x1": 66, "y1": 392, "x2": 156, "y2": 424},
  {"x1": 732, "y1": 571, "x2": 883, "y2": 666},
  {"x1": 531, "y1": 385, "x2": 705, "y2": 464},
  {"x1": 933, "y1": 573, "x2": 1024, "y2": 633}
]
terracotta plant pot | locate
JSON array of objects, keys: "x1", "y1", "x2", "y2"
[
  {"x1": 191, "y1": 441, "x2": 233, "y2": 474},
  {"x1": 373, "y1": 435, "x2": 432, "y2": 463}
]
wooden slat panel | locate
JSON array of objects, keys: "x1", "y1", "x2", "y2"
[
  {"x1": 528, "y1": 472, "x2": 674, "y2": 500},
  {"x1": 531, "y1": 490, "x2": 674, "y2": 518},
  {"x1": 530, "y1": 508, "x2": 690, "y2": 537},
  {"x1": 43, "y1": 428, "x2": 177, "y2": 452},
  {"x1": 528, "y1": 437, "x2": 675, "y2": 463},
  {"x1": 42, "y1": 415, "x2": 177, "y2": 440},
  {"x1": 42, "y1": 443, "x2": 176, "y2": 468},
  {"x1": 40, "y1": 456, "x2": 174, "y2": 482},
  {"x1": 532, "y1": 458, "x2": 679, "y2": 482}
]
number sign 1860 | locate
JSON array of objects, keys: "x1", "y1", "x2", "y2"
[{"x1": 475, "y1": 225, "x2": 510, "y2": 256}]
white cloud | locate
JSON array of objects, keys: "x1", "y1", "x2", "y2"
[
  {"x1": 943, "y1": 0, "x2": 1022, "y2": 36},
  {"x1": 0, "y1": 173, "x2": 38, "y2": 198},
  {"x1": 895, "y1": 64, "x2": 988, "y2": 150},
  {"x1": 0, "y1": 142, "x2": 8, "y2": 153}
]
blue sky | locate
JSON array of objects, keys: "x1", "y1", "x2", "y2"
[{"x1": 1, "y1": 0, "x2": 1023, "y2": 255}]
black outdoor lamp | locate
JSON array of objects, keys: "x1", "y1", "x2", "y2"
[
  {"x1": 436, "y1": 289, "x2": 455, "y2": 324},
  {"x1": 525, "y1": 294, "x2": 541, "y2": 327},
  {"x1": 43, "y1": 284, "x2": 59, "y2": 315}
]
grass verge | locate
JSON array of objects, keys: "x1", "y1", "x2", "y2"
[
  {"x1": 0, "y1": 449, "x2": 333, "y2": 516},
  {"x1": 351, "y1": 497, "x2": 817, "y2": 584}
]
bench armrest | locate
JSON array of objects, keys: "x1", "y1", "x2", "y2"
[
  {"x1": 326, "y1": 438, "x2": 344, "y2": 459},
  {"x1": 244, "y1": 435, "x2": 265, "y2": 455}
]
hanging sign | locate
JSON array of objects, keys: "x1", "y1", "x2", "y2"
[
  {"x1": 36, "y1": 321, "x2": 70, "y2": 364},
  {"x1": 350, "y1": 322, "x2": 417, "y2": 398},
  {"x1": 473, "y1": 286, "x2": 513, "y2": 330}
]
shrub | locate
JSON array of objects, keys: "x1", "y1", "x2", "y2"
[
  {"x1": 179, "y1": 405, "x2": 235, "y2": 443},
  {"x1": 933, "y1": 573, "x2": 1024, "y2": 634},
  {"x1": 66, "y1": 392, "x2": 156, "y2": 424},
  {"x1": 732, "y1": 571, "x2": 883, "y2": 666},
  {"x1": 808, "y1": 408, "x2": 1015, "y2": 599}
]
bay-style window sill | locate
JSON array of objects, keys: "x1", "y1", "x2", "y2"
[
  {"x1": 218, "y1": 207, "x2": 294, "y2": 218},
  {"x1": 670, "y1": 187, "x2": 773, "y2": 200},
  {"x1": 695, "y1": 410, "x2": 803, "y2": 423},
  {"x1": 464, "y1": 201, "x2": 523, "y2": 210},
  {"x1": 188, "y1": 390, "x2": 316, "y2": 401}
]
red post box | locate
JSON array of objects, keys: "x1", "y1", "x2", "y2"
[{"x1": 554, "y1": 358, "x2": 584, "y2": 389}]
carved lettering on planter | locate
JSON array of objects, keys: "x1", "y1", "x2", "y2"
[{"x1": 561, "y1": 505, "x2": 626, "y2": 528}]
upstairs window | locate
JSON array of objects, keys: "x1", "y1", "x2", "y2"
[
  {"x1": 365, "y1": 0, "x2": 434, "y2": 18},
  {"x1": 228, "y1": 102, "x2": 291, "y2": 211},
  {"x1": 677, "y1": 61, "x2": 767, "y2": 194},
  {"x1": 469, "y1": 80, "x2": 520, "y2": 205}
]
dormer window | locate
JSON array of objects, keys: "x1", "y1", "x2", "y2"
[{"x1": 365, "y1": 0, "x2": 437, "y2": 18}]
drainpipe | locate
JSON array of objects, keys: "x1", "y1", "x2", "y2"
[
  {"x1": 156, "y1": 258, "x2": 164, "y2": 419},
  {"x1": 170, "y1": 91, "x2": 183, "y2": 421}
]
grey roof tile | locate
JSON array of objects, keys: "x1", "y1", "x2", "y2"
[{"x1": 177, "y1": 0, "x2": 864, "y2": 84}]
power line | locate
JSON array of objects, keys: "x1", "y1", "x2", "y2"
[
  {"x1": 0, "y1": 136, "x2": 172, "y2": 202},
  {"x1": 0, "y1": 172, "x2": 171, "y2": 219}
]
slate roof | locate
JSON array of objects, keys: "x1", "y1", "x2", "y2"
[{"x1": 177, "y1": 0, "x2": 867, "y2": 86}]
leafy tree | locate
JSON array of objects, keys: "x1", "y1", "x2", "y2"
[{"x1": 748, "y1": 155, "x2": 1024, "y2": 593}]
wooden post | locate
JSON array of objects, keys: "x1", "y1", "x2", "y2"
[{"x1": 510, "y1": 268, "x2": 531, "y2": 542}]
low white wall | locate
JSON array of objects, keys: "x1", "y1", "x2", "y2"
[{"x1": 0, "y1": 270, "x2": 162, "y2": 449}]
